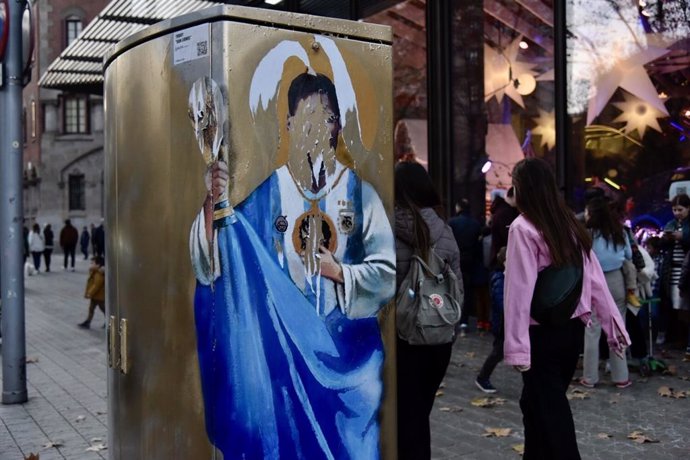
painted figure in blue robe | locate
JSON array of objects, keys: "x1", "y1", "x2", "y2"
[{"x1": 189, "y1": 72, "x2": 396, "y2": 459}]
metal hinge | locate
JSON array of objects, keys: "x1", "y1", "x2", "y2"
[{"x1": 107, "y1": 316, "x2": 129, "y2": 374}]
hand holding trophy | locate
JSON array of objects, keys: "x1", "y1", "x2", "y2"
[{"x1": 189, "y1": 76, "x2": 237, "y2": 228}]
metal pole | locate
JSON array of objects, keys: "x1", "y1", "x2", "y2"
[
  {"x1": 1, "y1": 0, "x2": 28, "y2": 405},
  {"x1": 554, "y1": 0, "x2": 571, "y2": 201}
]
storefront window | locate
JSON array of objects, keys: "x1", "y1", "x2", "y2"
[{"x1": 568, "y1": 0, "x2": 690, "y2": 231}]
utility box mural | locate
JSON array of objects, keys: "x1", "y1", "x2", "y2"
[{"x1": 104, "y1": 6, "x2": 394, "y2": 459}]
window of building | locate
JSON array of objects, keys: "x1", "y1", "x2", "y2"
[
  {"x1": 22, "y1": 108, "x2": 27, "y2": 144},
  {"x1": 68, "y1": 174, "x2": 86, "y2": 211},
  {"x1": 65, "y1": 18, "x2": 83, "y2": 47},
  {"x1": 63, "y1": 95, "x2": 89, "y2": 134},
  {"x1": 31, "y1": 99, "x2": 37, "y2": 138}
]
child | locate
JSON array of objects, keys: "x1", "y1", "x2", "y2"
[
  {"x1": 78, "y1": 256, "x2": 105, "y2": 328},
  {"x1": 643, "y1": 237, "x2": 664, "y2": 344},
  {"x1": 475, "y1": 246, "x2": 507, "y2": 393}
]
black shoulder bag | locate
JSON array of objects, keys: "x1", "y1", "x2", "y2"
[{"x1": 530, "y1": 264, "x2": 583, "y2": 326}]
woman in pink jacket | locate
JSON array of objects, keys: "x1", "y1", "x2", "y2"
[{"x1": 503, "y1": 158, "x2": 630, "y2": 459}]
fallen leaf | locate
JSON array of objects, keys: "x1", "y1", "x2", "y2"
[
  {"x1": 435, "y1": 390, "x2": 445, "y2": 397},
  {"x1": 96, "y1": 411, "x2": 106, "y2": 415},
  {"x1": 658, "y1": 386, "x2": 674, "y2": 397},
  {"x1": 627, "y1": 431, "x2": 659, "y2": 444},
  {"x1": 90, "y1": 437, "x2": 103, "y2": 443},
  {"x1": 85, "y1": 443, "x2": 107, "y2": 452},
  {"x1": 679, "y1": 376, "x2": 690, "y2": 381},
  {"x1": 657, "y1": 386, "x2": 687, "y2": 398},
  {"x1": 511, "y1": 443, "x2": 525, "y2": 455},
  {"x1": 42, "y1": 440, "x2": 63, "y2": 449},
  {"x1": 438, "y1": 381, "x2": 446, "y2": 389},
  {"x1": 75, "y1": 415, "x2": 86, "y2": 423},
  {"x1": 471, "y1": 397, "x2": 507, "y2": 408},
  {"x1": 465, "y1": 352, "x2": 476, "y2": 359},
  {"x1": 663, "y1": 365, "x2": 678, "y2": 376},
  {"x1": 596, "y1": 433, "x2": 613, "y2": 439},
  {"x1": 633, "y1": 436, "x2": 660, "y2": 444},
  {"x1": 25, "y1": 357, "x2": 39, "y2": 364},
  {"x1": 439, "y1": 406, "x2": 463, "y2": 413},
  {"x1": 482, "y1": 427, "x2": 512, "y2": 437},
  {"x1": 566, "y1": 388, "x2": 590, "y2": 400},
  {"x1": 24, "y1": 454, "x2": 39, "y2": 460}
]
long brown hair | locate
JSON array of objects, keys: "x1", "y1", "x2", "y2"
[
  {"x1": 585, "y1": 197, "x2": 625, "y2": 247},
  {"x1": 511, "y1": 158, "x2": 591, "y2": 266},
  {"x1": 394, "y1": 161, "x2": 444, "y2": 261}
]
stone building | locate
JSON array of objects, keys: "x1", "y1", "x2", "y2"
[{"x1": 22, "y1": 0, "x2": 108, "y2": 236}]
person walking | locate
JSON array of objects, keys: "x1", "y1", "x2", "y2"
[
  {"x1": 78, "y1": 256, "x2": 106, "y2": 328},
  {"x1": 59, "y1": 219, "x2": 79, "y2": 271},
  {"x1": 80, "y1": 226, "x2": 91, "y2": 260},
  {"x1": 474, "y1": 186, "x2": 520, "y2": 392},
  {"x1": 93, "y1": 220, "x2": 105, "y2": 259},
  {"x1": 394, "y1": 161, "x2": 462, "y2": 460},
  {"x1": 23, "y1": 224, "x2": 29, "y2": 264},
  {"x1": 28, "y1": 223, "x2": 45, "y2": 272},
  {"x1": 448, "y1": 198, "x2": 481, "y2": 335},
  {"x1": 43, "y1": 224, "x2": 54, "y2": 272},
  {"x1": 503, "y1": 158, "x2": 629, "y2": 460},
  {"x1": 579, "y1": 197, "x2": 633, "y2": 389}
]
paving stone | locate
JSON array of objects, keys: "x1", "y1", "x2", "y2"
[{"x1": 2, "y1": 257, "x2": 690, "y2": 459}]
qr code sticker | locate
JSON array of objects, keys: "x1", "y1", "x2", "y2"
[{"x1": 197, "y1": 40, "x2": 208, "y2": 57}]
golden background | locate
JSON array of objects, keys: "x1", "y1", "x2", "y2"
[{"x1": 105, "y1": 9, "x2": 393, "y2": 459}]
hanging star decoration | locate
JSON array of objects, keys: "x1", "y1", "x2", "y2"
[
  {"x1": 612, "y1": 90, "x2": 667, "y2": 137},
  {"x1": 484, "y1": 35, "x2": 539, "y2": 108},
  {"x1": 531, "y1": 109, "x2": 556, "y2": 150},
  {"x1": 586, "y1": 43, "x2": 669, "y2": 125}
]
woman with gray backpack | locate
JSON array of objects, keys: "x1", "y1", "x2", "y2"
[{"x1": 394, "y1": 161, "x2": 463, "y2": 460}]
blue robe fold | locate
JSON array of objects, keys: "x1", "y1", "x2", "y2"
[{"x1": 194, "y1": 174, "x2": 384, "y2": 459}]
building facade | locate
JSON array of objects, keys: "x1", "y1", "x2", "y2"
[{"x1": 23, "y1": 0, "x2": 108, "y2": 235}]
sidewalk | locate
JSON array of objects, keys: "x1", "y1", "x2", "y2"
[
  {"x1": 1, "y1": 258, "x2": 107, "y2": 460},
  {"x1": 431, "y1": 326, "x2": 690, "y2": 459},
  {"x1": 2, "y1": 258, "x2": 690, "y2": 459}
]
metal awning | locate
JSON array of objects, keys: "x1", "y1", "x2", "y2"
[
  {"x1": 39, "y1": 0, "x2": 230, "y2": 94},
  {"x1": 39, "y1": 0, "x2": 401, "y2": 95}
]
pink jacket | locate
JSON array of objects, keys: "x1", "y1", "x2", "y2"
[{"x1": 503, "y1": 215, "x2": 630, "y2": 367}]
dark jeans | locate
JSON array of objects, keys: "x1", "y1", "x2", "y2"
[
  {"x1": 458, "y1": 271, "x2": 474, "y2": 327},
  {"x1": 31, "y1": 252, "x2": 42, "y2": 271},
  {"x1": 520, "y1": 319, "x2": 584, "y2": 460},
  {"x1": 626, "y1": 309, "x2": 647, "y2": 359},
  {"x1": 84, "y1": 299, "x2": 105, "y2": 324},
  {"x1": 43, "y1": 249, "x2": 53, "y2": 272},
  {"x1": 81, "y1": 244, "x2": 89, "y2": 260},
  {"x1": 478, "y1": 320, "x2": 504, "y2": 381},
  {"x1": 397, "y1": 338, "x2": 452, "y2": 460},
  {"x1": 63, "y1": 244, "x2": 76, "y2": 268}
]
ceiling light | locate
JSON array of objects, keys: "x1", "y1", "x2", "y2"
[
  {"x1": 481, "y1": 160, "x2": 493, "y2": 174},
  {"x1": 519, "y1": 41, "x2": 528, "y2": 50},
  {"x1": 265, "y1": 0, "x2": 282, "y2": 5}
]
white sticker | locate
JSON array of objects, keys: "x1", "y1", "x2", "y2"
[{"x1": 173, "y1": 24, "x2": 210, "y2": 66}]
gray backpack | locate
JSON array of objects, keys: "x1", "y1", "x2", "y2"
[{"x1": 396, "y1": 249, "x2": 463, "y2": 345}]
